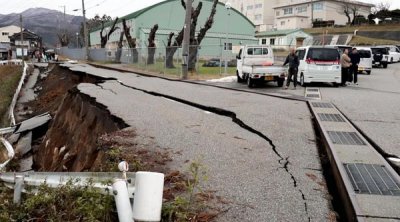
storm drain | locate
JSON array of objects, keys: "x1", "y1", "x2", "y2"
[
  {"x1": 318, "y1": 113, "x2": 345, "y2": 122},
  {"x1": 306, "y1": 94, "x2": 320, "y2": 98},
  {"x1": 307, "y1": 88, "x2": 319, "y2": 92},
  {"x1": 344, "y1": 163, "x2": 400, "y2": 196},
  {"x1": 312, "y1": 102, "x2": 333, "y2": 108},
  {"x1": 327, "y1": 131, "x2": 366, "y2": 145}
]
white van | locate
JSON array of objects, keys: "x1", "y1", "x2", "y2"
[
  {"x1": 295, "y1": 46, "x2": 341, "y2": 86},
  {"x1": 355, "y1": 47, "x2": 372, "y2": 75}
]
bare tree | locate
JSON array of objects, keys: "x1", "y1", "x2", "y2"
[
  {"x1": 350, "y1": 5, "x2": 359, "y2": 25},
  {"x1": 166, "y1": 0, "x2": 218, "y2": 71},
  {"x1": 340, "y1": 1, "x2": 352, "y2": 25},
  {"x1": 373, "y1": 2, "x2": 391, "y2": 15},
  {"x1": 122, "y1": 18, "x2": 138, "y2": 63},
  {"x1": 147, "y1": 24, "x2": 159, "y2": 64},
  {"x1": 57, "y1": 33, "x2": 70, "y2": 47},
  {"x1": 115, "y1": 32, "x2": 124, "y2": 63},
  {"x1": 100, "y1": 17, "x2": 119, "y2": 48}
]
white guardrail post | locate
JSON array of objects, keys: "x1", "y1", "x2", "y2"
[
  {"x1": 0, "y1": 162, "x2": 165, "y2": 222},
  {"x1": 9, "y1": 61, "x2": 28, "y2": 126}
]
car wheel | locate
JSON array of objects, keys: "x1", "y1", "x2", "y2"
[
  {"x1": 237, "y1": 70, "x2": 244, "y2": 83},
  {"x1": 383, "y1": 63, "x2": 388, "y2": 68},
  {"x1": 247, "y1": 76, "x2": 254, "y2": 88},
  {"x1": 277, "y1": 78, "x2": 284, "y2": 87},
  {"x1": 366, "y1": 70, "x2": 371, "y2": 75},
  {"x1": 391, "y1": 58, "x2": 394, "y2": 63},
  {"x1": 300, "y1": 74, "x2": 306, "y2": 87},
  {"x1": 333, "y1": 83, "x2": 340, "y2": 87}
]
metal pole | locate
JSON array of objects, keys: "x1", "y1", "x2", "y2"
[
  {"x1": 20, "y1": 14, "x2": 24, "y2": 60},
  {"x1": 311, "y1": 0, "x2": 314, "y2": 27},
  {"x1": 13, "y1": 175, "x2": 24, "y2": 204},
  {"x1": 224, "y1": 6, "x2": 231, "y2": 75},
  {"x1": 82, "y1": 0, "x2": 89, "y2": 60},
  {"x1": 112, "y1": 179, "x2": 133, "y2": 222},
  {"x1": 181, "y1": 0, "x2": 192, "y2": 80},
  {"x1": 76, "y1": 33, "x2": 79, "y2": 48}
]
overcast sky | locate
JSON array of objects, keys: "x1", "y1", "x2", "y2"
[{"x1": 0, "y1": 0, "x2": 399, "y2": 19}]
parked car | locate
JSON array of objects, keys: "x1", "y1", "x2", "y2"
[
  {"x1": 236, "y1": 45, "x2": 286, "y2": 88},
  {"x1": 355, "y1": 47, "x2": 372, "y2": 75},
  {"x1": 328, "y1": 45, "x2": 352, "y2": 55},
  {"x1": 295, "y1": 46, "x2": 341, "y2": 86},
  {"x1": 382, "y1": 45, "x2": 400, "y2": 63},
  {"x1": 370, "y1": 47, "x2": 389, "y2": 68},
  {"x1": 203, "y1": 58, "x2": 220, "y2": 67}
]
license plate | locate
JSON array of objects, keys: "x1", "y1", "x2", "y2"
[
  {"x1": 358, "y1": 67, "x2": 364, "y2": 71},
  {"x1": 265, "y1": 76, "x2": 274, "y2": 81}
]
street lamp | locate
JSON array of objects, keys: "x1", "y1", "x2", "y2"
[{"x1": 224, "y1": 2, "x2": 231, "y2": 75}]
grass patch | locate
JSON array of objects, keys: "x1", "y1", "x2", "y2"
[
  {"x1": 349, "y1": 35, "x2": 400, "y2": 45},
  {"x1": 0, "y1": 65, "x2": 23, "y2": 127},
  {"x1": 0, "y1": 179, "x2": 117, "y2": 221},
  {"x1": 303, "y1": 24, "x2": 400, "y2": 35}
]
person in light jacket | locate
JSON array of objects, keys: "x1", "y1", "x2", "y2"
[{"x1": 340, "y1": 49, "x2": 351, "y2": 86}]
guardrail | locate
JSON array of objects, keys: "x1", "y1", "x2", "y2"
[
  {"x1": 9, "y1": 61, "x2": 28, "y2": 126},
  {"x1": 0, "y1": 59, "x2": 23, "y2": 66},
  {"x1": 0, "y1": 162, "x2": 165, "y2": 222}
]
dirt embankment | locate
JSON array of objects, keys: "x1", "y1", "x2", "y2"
[{"x1": 34, "y1": 87, "x2": 127, "y2": 171}]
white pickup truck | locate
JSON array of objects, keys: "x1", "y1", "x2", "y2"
[{"x1": 236, "y1": 45, "x2": 286, "y2": 88}]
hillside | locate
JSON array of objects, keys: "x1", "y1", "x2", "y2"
[{"x1": 0, "y1": 8, "x2": 83, "y2": 47}]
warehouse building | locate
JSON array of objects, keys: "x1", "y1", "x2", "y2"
[{"x1": 89, "y1": 0, "x2": 257, "y2": 57}]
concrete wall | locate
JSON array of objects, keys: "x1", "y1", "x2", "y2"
[{"x1": 0, "y1": 25, "x2": 20, "y2": 43}]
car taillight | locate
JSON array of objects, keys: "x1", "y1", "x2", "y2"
[{"x1": 306, "y1": 58, "x2": 312, "y2": 64}]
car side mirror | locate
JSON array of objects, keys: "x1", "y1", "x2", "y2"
[{"x1": 236, "y1": 55, "x2": 241, "y2": 59}]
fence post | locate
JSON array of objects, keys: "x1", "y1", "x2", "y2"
[
  {"x1": 112, "y1": 179, "x2": 133, "y2": 222},
  {"x1": 13, "y1": 175, "x2": 24, "y2": 204}
]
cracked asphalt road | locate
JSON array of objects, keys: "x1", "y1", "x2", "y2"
[{"x1": 63, "y1": 63, "x2": 331, "y2": 221}]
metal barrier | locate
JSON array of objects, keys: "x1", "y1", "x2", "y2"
[
  {"x1": 0, "y1": 138, "x2": 14, "y2": 170},
  {"x1": 0, "y1": 163, "x2": 165, "y2": 222},
  {"x1": 9, "y1": 61, "x2": 28, "y2": 126},
  {"x1": 0, "y1": 59, "x2": 23, "y2": 66}
]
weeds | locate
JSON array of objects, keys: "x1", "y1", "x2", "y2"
[
  {"x1": 0, "y1": 179, "x2": 117, "y2": 221},
  {"x1": 162, "y1": 159, "x2": 212, "y2": 222}
]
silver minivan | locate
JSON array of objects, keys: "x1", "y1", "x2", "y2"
[{"x1": 355, "y1": 47, "x2": 372, "y2": 75}]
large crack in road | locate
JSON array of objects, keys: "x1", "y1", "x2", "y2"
[{"x1": 111, "y1": 80, "x2": 311, "y2": 220}]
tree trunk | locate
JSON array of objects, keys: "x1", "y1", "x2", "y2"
[
  {"x1": 147, "y1": 24, "x2": 158, "y2": 65},
  {"x1": 122, "y1": 18, "x2": 138, "y2": 63},
  {"x1": 188, "y1": 45, "x2": 198, "y2": 71},
  {"x1": 100, "y1": 17, "x2": 119, "y2": 48},
  {"x1": 166, "y1": 47, "x2": 178, "y2": 68},
  {"x1": 116, "y1": 32, "x2": 124, "y2": 63}
]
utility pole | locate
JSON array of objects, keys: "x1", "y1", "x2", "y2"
[
  {"x1": 82, "y1": 0, "x2": 89, "y2": 60},
  {"x1": 310, "y1": 0, "x2": 314, "y2": 27},
  {"x1": 20, "y1": 14, "x2": 24, "y2": 60},
  {"x1": 181, "y1": 0, "x2": 192, "y2": 80}
]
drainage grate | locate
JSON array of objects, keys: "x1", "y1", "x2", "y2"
[
  {"x1": 312, "y1": 102, "x2": 333, "y2": 108},
  {"x1": 318, "y1": 113, "x2": 345, "y2": 122},
  {"x1": 327, "y1": 131, "x2": 366, "y2": 145},
  {"x1": 306, "y1": 94, "x2": 320, "y2": 98},
  {"x1": 344, "y1": 163, "x2": 400, "y2": 196},
  {"x1": 307, "y1": 88, "x2": 319, "y2": 92}
]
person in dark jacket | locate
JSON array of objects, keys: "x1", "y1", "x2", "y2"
[
  {"x1": 283, "y1": 48, "x2": 300, "y2": 89},
  {"x1": 349, "y1": 48, "x2": 361, "y2": 85}
]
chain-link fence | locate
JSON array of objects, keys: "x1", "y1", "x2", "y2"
[{"x1": 59, "y1": 45, "x2": 294, "y2": 78}]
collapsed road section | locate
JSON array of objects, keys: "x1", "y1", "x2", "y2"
[{"x1": 57, "y1": 63, "x2": 333, "y2": 221}]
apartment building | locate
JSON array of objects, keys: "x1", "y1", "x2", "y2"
[
  {"x1": 274, "y1": 0, "x2": 373, "y2": 30},
  {"x1": 220, "y1": 0, "x2": 373, "y2": 31}
]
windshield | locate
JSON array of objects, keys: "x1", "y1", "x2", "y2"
[
  {"x1": 371, "y1": 48, "x2": 389, "y2": 55},
  {"x1": 247, "y1": 47, "x2": 268, "y2": 55},
  {"x1": 358, "y1": 50, "x2": 371, "y2": 58},
  {"x1": 307, "y1": 48, "x2": 340, "y2": 61}
]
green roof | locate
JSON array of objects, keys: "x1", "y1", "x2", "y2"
[
  {"x1": 91, "y1": 0, "x2": 255, "y2": 32},
  {"x1": 255, "y1": 29, "x2": 304, "y2": 37}
]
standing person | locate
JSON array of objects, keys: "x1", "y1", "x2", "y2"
[
  {"x1": 283, "y1": 48, "x2": 300, "y2": 90},
  {"x1": 340, "y1": 48, "x2": 351, "y2": 86},
  {"x1": 349, "y1": 48, "x2": 360, "y2": 85}
]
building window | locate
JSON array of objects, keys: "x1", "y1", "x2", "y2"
[
  {"x1": 283, "y1": 8, "x2": 293, "y2": 15},
  {"x1": 313, "y1": 3, "x2": 324, "y2": 11},
  {"x1": 247, "y1": 5, "x2": 253, "y2": 10},
  {"x1": 2, "y1": 32, "x2": 9, "y2": 36},
  {"x1": 270, "y1": 38, "x2": 275, "y2": 45},
  {"x1": 276, "y1": 11, "x2": 280, "y2": 16},
  {"x1": 281, "y1": 21, "x2": 286, "y2": 26},
  {"x1": 261, "y1": 38, "x2": 267, "y2": 45},
  {"x1": 297, "y1": 6, "x2": 307, "y2": 13},
  {"x1": 255, "y1": 4, "x2": 263, "y2": 9},
  {"x1": 254, "y1": 14, "x2": 262, "y2": 20},
  {"x1": 224, "y1": 42, "x2": 232, "y2": 51}
]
